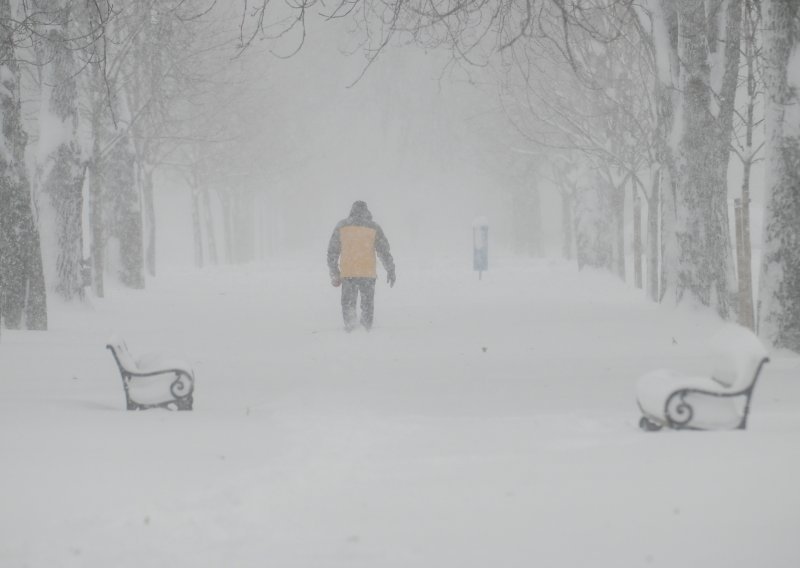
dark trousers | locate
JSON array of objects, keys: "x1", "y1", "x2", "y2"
[{"x1": 341, "y1": 277, "x2": 376, "y2": 330}]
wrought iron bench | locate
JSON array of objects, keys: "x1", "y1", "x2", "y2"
[
  {"x1": 106, "y1": 336, "x2": 195, "y2": 411},
  {"x1": 636, "y1": 326, "x2": 769, "y2": 431}
]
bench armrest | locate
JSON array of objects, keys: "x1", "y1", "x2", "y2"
[{"x1": 135, "y1": 353, "x2": 194, "y2": 377}]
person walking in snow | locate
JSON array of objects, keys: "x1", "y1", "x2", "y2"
[{"x1": 327, "y1": 201, "x2": 396, "y2": 331}]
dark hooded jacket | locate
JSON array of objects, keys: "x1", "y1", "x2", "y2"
[{"x1": 328, "y1": 201, "x2": 394, "y2": 279}]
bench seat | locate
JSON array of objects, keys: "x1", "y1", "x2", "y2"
[
  {"x1": 636, "y1": 325, "x2": 768, "y2": 431},
  {"x1": 107, "y1": 336, "x2": 195, "y2": 411}
]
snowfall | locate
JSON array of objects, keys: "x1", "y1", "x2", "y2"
[{"x1": 1, "y1": 257, "x2": 799, "y2": 568}]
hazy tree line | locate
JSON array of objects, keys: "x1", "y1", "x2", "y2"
[
  {"x1": 369, "y1": 0, "x2": 797, "y2": 350},
  {"x1": 3, "y1": 0, "x2": 799, "y2": 354},
  {"x1": 0, "y1": 1, "x2": 250, "y2": 337},
  {"x1": 0, "y1": 0, "x2": 311, "y2": 341},
  {"x1": 243, "y1": 0, "x2": 798, "y2": 350}
]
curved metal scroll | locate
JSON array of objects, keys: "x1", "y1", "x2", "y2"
[
  {"x1": 170, "y1": 372, "x2": 194, "y2": 399},
  {"x1": 665, "y1": 390, "x2": 695, "y2": 429}
]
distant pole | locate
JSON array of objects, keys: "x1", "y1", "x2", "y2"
[{"x1": 473, "y1": 218, "x2": 489, "y2": 280}]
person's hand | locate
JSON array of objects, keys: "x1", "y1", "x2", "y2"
[
  {"x1": 387, "y1": 271, "x2": 396, "y2": 288},
  {"x1": 331, "y1": 275, "x2": 341, "y2": 287}
]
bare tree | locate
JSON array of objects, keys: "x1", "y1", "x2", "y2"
[
  {"x1": 495, "y1": 5, "x2": 657, "y2": 284},
  {"x1": 75, "y1": 0, "x2": 240, "y2": 289},
  {"x1": 121, "y1": 0, "x2": 239, "y2": 277},
  {"x1": 730, "y1": 0, "x2": 763, "y2": 331}
]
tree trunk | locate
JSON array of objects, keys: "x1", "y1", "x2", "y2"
[
  {"x1": 190, "y1": 183, "x2": 204, "y2": 268},
  {"x1": 105, "y1": 131, "x2": 144, "y2": 289},
  {"x1": 649, "y1": 1, "x2": 679, "y2": 302},
  {"x1": 220, "y1": 190, "x2": 234, "y2": 263},
  {"x1": 757, "y1": 0, "x2": 800, "y2": 350},
  {"x1": 735, "y1": 0, "x2": 758, "y2": 331},
  {"x1": 652, "y1": 0, "x2": 741, "y2": 315},
  {"x1": 0, "y1": 0, "x2": 47, "y2": 330},
  {"x1": 530, "y1": 180, "x2": 543, "y2": 257},
  {"x1": 0, "y1": 222, "x2": 3, "y2": 339},
  {"x1": 257, "y1": 193, "x2": 269, "y2": 260},
  {"x1": 126, "y1": 1, "x2": 162, "y2": 280},
  {"x1": 738, "y1": 158, "x2": 755, "y2": 330},
  {"x1": 574, "y1": 181, "x2": 614, "y2": 272},
  {"x1": 142, "y1": 167, "x2": 156, "y2": 277},
  {"x1": 88, "y1": 156, "x2": 104, "y2": 297},
  {"x1": 611, "y1": 178, "x2": 626, "y2": 281},
  {"x1": 82, "y1": 0, "x2": 110, "y2": 298},
  {"x1": 659, "y1": 166, "x2": 677, "y2": 303},
  {"x1": 233, "y1": 190, "x2": 256, "y2": 263},
  {"x1": 561, "y1": 190, "x2": 573, "y2": 261},
  {"x1": 633, "y1": 186, "x2": 643, "y2": 289},
  {"x1": 646, "y1": 168, "x2": 660, "y2": 301},
  {"x1": 201, "y1": 184, "x2": 218, "y2": 265},
  {"x1": 512, "y1": 189, "x2": 526, "y2": 255},
  {"x1": 512, "y1": 181, "x2": 543, "y2": 257},
  {"x1": 734, "y1": 199, "x2": 754, "y2": 329},
  {"x1": 34, "y1": 0, "x2": 85, "y2": 302},
  {"x1": 668, "y1": 0, "x2": 740, "y2": 316}
]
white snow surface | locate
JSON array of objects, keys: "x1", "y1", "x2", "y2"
[
  {"x1": 1, "y1": 257, "x2": 799, "y2": 567},
  {"x1": 708, "y1": 324, "x2": 769, "y2": 389}
]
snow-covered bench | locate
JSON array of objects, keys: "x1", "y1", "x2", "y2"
[
  {"x1": 106, "y1": 336, "x2": 195, "y2": 411},
  {"x1": 636, "y1": 326, "x2": 769, "y2": 431}
]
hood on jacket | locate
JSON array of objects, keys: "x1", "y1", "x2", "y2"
[{"x1": 349, "y1": 200, "x2": 372, "y2": 221}]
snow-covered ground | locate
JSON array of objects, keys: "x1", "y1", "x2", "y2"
[{"x1": 1, "y1": 257, "x2": 799, "y2": 567}]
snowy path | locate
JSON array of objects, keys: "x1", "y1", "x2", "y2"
[{"x1": 1, "y1": 258, "x2": 799, "y2": 567}]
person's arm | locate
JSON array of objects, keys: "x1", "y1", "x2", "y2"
[
  {"x1": 327, "y1": 226, "x2": 341, "y2": 280},
  {"x1": 376, "y1": 226, "x2": 395, "y2": 286}
]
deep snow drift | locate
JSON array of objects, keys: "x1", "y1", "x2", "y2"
[{"x1": 1, "y1": 257, "x2": 799, "y2": 567}]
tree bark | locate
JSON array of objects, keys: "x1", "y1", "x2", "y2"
[
  {"x1": 734, "y1": 199, "x2": 754, "y2": 329},
  {"x1": 561, "y1": 190, "x2": 573, "y2": 261},
  {"x1": 83, "y1": 0, "x2": 112, "y2": 298},
  {"x1": 220, "y1": 190, "x2": 233, "y2": 263},
  {"x1": 190, "y1": 182, "x2": 204, "y2": 269},
  {"x1": 738, "y1": 157, "x2": 755, "y2": 330},
  {"x1": 574, "y1": 181, "x2": 614, "y2": 272},
  {"x1": 668, "y1": 0, "x2": 740, "y2": 315},
  {"x1": 633, "y1": 185, "x2": 643, "y2": 289},
  {"x1": 611, "y1": 177, "x2": 626, "y2": 281},
  {"x1": 735, "y1": 0, "x2": 758, "y2": 331},
  {"x1": 88, "y1": 155, "x2": 104, "y2": 298},
  {"x1": 0, "y1": 0, "x2": 47, "y2": 330},
  {"x1": 529, "y1": 180, "x2": 543, "y2": 257},
  {"x1": 105, "y1": 131, "x2": 144, "y2": 289},
  {"x1": 142, "y1": 167, "x2": 156, "y2": 277},
  {"x1": 651, "y1": 0, "x2": 741, "y2": 315},
  {"x1": 512, "y1": 180, "x2": 543, "y2": 257},
  {"x1": 233, "y1": 190, "x2": 256, "y2": 263},
  {"x1": 201, "y1": 184, "x2": 218, "y2": 265},
  {"x1": 659, "y1": 166, "x2": 677, "y2": 303},
  {"x1": 34, "y1": 0, "x2": 85, "y2": 302},
  {"x1": 646, "y1": 168, "x2": 660, "y2": 301},
  {"x1": 758, "y1": 0, "x2": 800, "y2": 350}
]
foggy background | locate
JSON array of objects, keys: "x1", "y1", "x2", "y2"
[{"x1": 154, "y1": 16, "x2": 564, "y2": 270}]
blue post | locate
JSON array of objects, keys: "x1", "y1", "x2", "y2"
[{"x1": 473, "y1": 217, "x2": 488, "y2": 279}]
